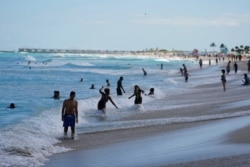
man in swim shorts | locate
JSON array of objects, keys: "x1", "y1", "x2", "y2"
[
  {"x1": 116, "y1": 76, "x2": 125, "y2": 96},
  {"x1": 61, "y1": 91, "x2": 78, "y2": 139}
]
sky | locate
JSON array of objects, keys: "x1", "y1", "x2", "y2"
[{"x1": 1, "y1": 0, "x2": 250, "y2": 52}]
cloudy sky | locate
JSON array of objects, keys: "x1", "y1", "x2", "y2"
[{"x1": 1, "y1": 0, "x2": 250, "y2": 52}]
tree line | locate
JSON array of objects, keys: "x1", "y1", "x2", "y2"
[{"x1": 210, "y1": 42, "x2": 250, "y2": 55}]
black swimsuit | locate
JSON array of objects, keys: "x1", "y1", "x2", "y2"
[{"x1": 98, "y1": 93, "x2": 109, "y2": 110}]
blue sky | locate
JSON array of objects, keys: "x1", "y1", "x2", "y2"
[{"x1": 1, "y1": 0, "x2": 250, "y2": 52}]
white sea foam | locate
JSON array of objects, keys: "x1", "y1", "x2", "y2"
[
  {"x1": 24, "y1": 55, "x2": 37, "y2": 61},
  {"x1": 1, "y1": 52, "x2": 248, "y2": 166},
  {"x1": 0, "y1": 107, "x2": 70, "y2": 167}
]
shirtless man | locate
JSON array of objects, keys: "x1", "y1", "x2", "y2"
[
  {"x1": 61, "y1": 91, "x2": 78, "y2": 139},
  {"x1": 116, "y1": 76, "x2": 125, "y2": 96}
]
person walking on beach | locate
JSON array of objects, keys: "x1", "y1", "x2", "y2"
[
  {"x1": 61, "y1": 91, "x2": 78, "y2": 139},
  {"x1": 199, "y1": 58, "x2": 203, "y2": 68},
  {"x1": 117, "y1": 76, "x2": 125, "y2": 96},
  {"x1": 128, "y1": 85, "x2": 145, "y2": 104},
  {"x1": 98, "y1": 86, "x2": 118, "y2": 114},
  {"x1": 234, "y1": 62, "x2": 238, "y2": 74},
  {"x1": 221, "y1": 69, "x2": 226, "y2": 91}
]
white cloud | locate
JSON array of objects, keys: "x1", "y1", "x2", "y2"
[{"x1": 135, "y1": 13, "x2": 250, "y2": 27}]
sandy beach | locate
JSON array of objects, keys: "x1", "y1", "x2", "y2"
[{"x1": 44, "y1": 57, "x2": 250, "y2": 167}]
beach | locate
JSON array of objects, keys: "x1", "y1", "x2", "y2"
[{"x1": 43, "y1": 58, "x2": 250, "y2": 167}]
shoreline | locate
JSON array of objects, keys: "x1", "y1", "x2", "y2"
[
  {"x1": 44, "y1": 58, "x2": 250, "y2": 167},
  {"x1": 57, "y1": 120, "x2": 212, "y2": 151},
  {"x1": 45, "y1": 116, "x2": 250, "y2": 167}
]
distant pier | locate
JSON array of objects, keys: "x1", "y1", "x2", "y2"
[
  {"x1": 18, "y1": 48, "x2": 134, "y2": 54},
  {"x1": 18, "y1": 48, "x2": 192, "y2": 57}
]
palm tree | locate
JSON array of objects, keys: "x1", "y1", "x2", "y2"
[
  {"x1": 240, "y1": 45, "x2": 244, "y2": 54},
  {"x1": 220, "y1": 43, "x2": 225, "y2": 49},
  {"x1": 220, "y1": 43, "x2": 228, "y2": 54},
  {"x1": 234, "y1": 46, "x2": 241, "y2": 55},
  {"x1": 244, "y1": 45, "x2": 249, "y2": 53},
  {"x1": 220, "y1": 43, "x2": 225, "y2": 53},
  {"x1": 210, "y1": 42, "x2": 216, "y2": 55}
]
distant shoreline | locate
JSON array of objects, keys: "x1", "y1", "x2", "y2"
[
  {"x1": 0, "y1": 50, "x2": 15, "y2": 53},
  {"x1": 17, "y1": 48, "x2": 192, "y2": 56}
]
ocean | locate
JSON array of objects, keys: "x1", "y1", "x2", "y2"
[{"x1": 0, "y1": 52, "x2": 204, "y2": 166}]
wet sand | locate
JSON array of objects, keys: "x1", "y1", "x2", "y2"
[{"x1": 44, "y1": 58, "x2": 250, "y2": 167}]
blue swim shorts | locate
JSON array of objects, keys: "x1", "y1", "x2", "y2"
[{"x1": 63, "y1": 114, "x2": 75, "y2": 128}]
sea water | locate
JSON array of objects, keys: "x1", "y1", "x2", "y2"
[{"x1": 0, "y1": 52, "x2": 230, "y2": 166}]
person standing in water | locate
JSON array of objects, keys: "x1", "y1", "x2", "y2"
[
  {"x1": 142, "y1": 68, "x2": 147, "y2": 76},
  {"x1": 116, "y1": 76, "x2": 125, "y2": 96},
  {"x1": 106, "y1": 79, "x2": 110, "y2": 87},
  {"x1": 234, "y1": 62, "x2": 238, "y2": 74},
  {"x1": 226, "y1": 61, "x2": 231, "y2": 75},
  {"x1": 128, "y1": 85, "x2": 145, "y2": 104},
  {"x1": 199, "y1": 58, "x2": 203, "y2": 68},
  {"x1": 180, "y1": 68, "x2": 184, "y2": 76},
  {"x1": 61, "y1": 91, "x2": 78, "y2": 139},
  {"x1": 221, "y1": 69, "x2": 226, "y2": 91},
  {"x1": 247, "y1": 59, "x2": 250, "y2": 73},
  {"x1": 182, "y1": 64, "x2": 187, "y2": 72},
  {"x1": 184, "y1": 70, "x2": 190, "y2": 82},
  {"x1": 98, "y1": 86, "x2": 118, "y2": 114}
]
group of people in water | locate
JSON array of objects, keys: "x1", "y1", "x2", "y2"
[
  {"x1": 60, "y1": 57, "x2": 250, "y2": 139},
  {"x1": 61, "y1": 75, "x2": 154, "y2": 139},
  {"x1": 180, "y1": 64, "x2": 190, "y2": 82},
  {"x1": 21, "y1": 56, "x2": 250, "y2": 139},
  {"x1": 98, "y1": 76, "x2": 154, "y2": 114}
]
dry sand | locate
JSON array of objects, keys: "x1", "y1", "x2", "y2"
[{"x1": 44, "y1": 58, "x2": 250, "y2": 167}]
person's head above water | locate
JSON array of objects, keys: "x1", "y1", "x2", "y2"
[{"x1": 9, "y1": 103, "x2": 15, "y2": 109}]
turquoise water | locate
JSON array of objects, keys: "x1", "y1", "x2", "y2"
[
  {"x1": 0, "y1": 52, "x2": 195, "y2": 166},
  {"x1": 0, "y1": 52, "x2": 191, "y2": 127}
]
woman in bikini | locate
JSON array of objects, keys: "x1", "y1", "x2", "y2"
[
  {"x1": 128, "y1": 85, "x2": 145, "y2": 104},
  {"x1": 98, "y1": 86, "x2": 118, "y2": 114}
]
